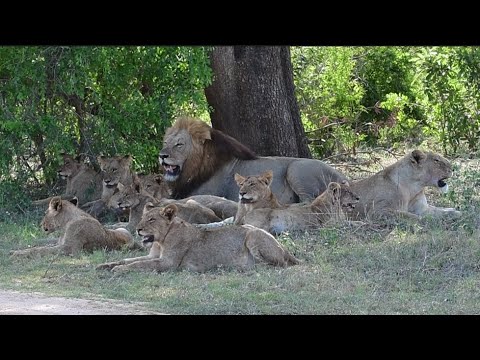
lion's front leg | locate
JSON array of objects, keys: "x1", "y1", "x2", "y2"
[
  {"x1": 10, "y1": 244, "x2": 63, "y2": 259},
  {"x1": 96, "y1": 254, "x2": 157, "y2": 271},
  {"x1": 112, "y1": 258, "x2": 174, "y2": 274}
]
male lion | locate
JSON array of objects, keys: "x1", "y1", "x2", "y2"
[
  {"x1": 348, "y1": 149, "x2": 462, "y2": 220},
  {"x1": 158, "y1": 117, "x2": 347, "y2": 203},
  {"x1": 235, "y1": 176, "x2": 359, "y2": 234},
  {"x1": 10, "y1": 197, "x2": 134, "y2": 259},
  {"x1": 32, "y1": 153, "x2": 103, "y2": 206},
  {"x1": 96, "y1": 203, "x2": 299, "y2": 273}
]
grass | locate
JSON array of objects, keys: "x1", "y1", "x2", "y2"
[{"x1": 1, "y1": 155, "x2": 480, "y2": 314}]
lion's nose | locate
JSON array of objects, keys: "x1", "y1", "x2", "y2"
[
  {"x1": 159, "y1": 153, "x2": 169, "y2": 160},
  {"x1": 137, "y1": 228, "x2": 142, "y2": 236},
  {"x1": 240, "y1": 191, "x2": 246, "y2": 196}
]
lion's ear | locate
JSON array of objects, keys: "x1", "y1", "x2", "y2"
[
  {"x1": 143, "y1": 202, "x2": 156, "y2": 214},
  {"x1": 328, "y1": 182, "x2": 341, "y2": 202},
  {"x1": 50, "y1": 196, "x2": 63, "y2": 211},
  {"x1": 117, "y1": 182, "x2": 125, "y2": 192},
  {"x1": 134, "y1": 182, "x2": 141, "y2": 194},
  {"x1": 261, "y1": 170, "x2": 274, "y2": 186},
  {"x1": 97, "y1": 155, "x2": 107, "y2": 167},
  {"x1": 410, "y1": 150, "x2": 426, "y2": 164},
  {"x1": 340, "y1": 179, "x2": 350, "y2": 187},
  {"x1": 234, "y1": 173, "x2": 245, "y2": 185},
  {"x1": 69, "y1": 197, "x2": 79, "y2": 207},
  {"x1": 154, "y1": 174, "x2": 163, "y2": 185},
  {"x1": 161, "y1": 204, "x2": 178, "y2": 221},
  {"x1": 122, "y1": 155, "x2": 133, "y2": 166}
]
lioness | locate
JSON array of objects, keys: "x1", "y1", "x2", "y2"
[
  {"x1": 233, "y1": 170, "x2": 284, "y2": 225},
  {"x1": 348, "y1": 149, "x2": 462, "y2": 220},
  {"x1": 32, "y1": 153, "x2": 103, "y2": 206},
  {"x1": 137, "y1": 173, "x2": 238, "y2": 219},
  {"x1": 114, "y1": 182, "x2": 221, "y2": 231},
  {"x1": 10, "y1": 197, "x2": 134, "y2": 259},
  {"x1": 96, "y1": 203, "x2": 299, "y2": 273},
  {"x1": 159, "y1": 117, "x2": 347, "y2": 203},
  {"x1": 236, "y1": 180, "x2": 359, "y2": 235},
  {"x1": 81, "y1": 155, "x2": 138, "y2": 218}
]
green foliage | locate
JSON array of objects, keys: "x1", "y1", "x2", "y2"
[
  {"x1": 292, "y1": 46, "x2": 480, "y2": 157},
  {"x1": 291, "y1": 47, "x2": 365, "y2": 157},
  {"x1": 0, "y1": 46, "x2": 212, "y2": 193}
]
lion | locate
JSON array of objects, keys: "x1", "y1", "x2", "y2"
[
  {"x1": 137, "y1": 173, "x2": 171, "y2": 199},
  {"x1": 81, "y1": 155, "x2": 138, "y2": 219},
  {"x1": 114, "y1": 181, "x2": 222, "y2": 232},
  {"x1": 96, "y1": 203, "x2": 299, "y2": 273},
  {"x1": 233, "y1": 170, "x2": 284, "y2": 225},
  {"x1": 32, "y1": 153, "x2": 103, "y2": 206},
  {"x1": 10, "y1": 196, "x2": 134, "y2": 259},
  {"x1": 347, "y1": 149, "x2": 462, "y2": 220},
  {"x1": 136, "y1": 173, "x2": 237, "y2": 220},
  {"x1": 158, "y1": 117, "x2": 347, "y2": 203},
  {"x1": 235, "y1": 178, "x2": 359, "y2": 235}
]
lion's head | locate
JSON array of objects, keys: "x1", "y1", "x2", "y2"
[
  {"x1": 138, "y1": 173, "x2": 170, "y2": 199},
  {"x1": 57, "y1": 153, "x2": 83, "y2": 180},
  {"x1": 98, "y1": 155, "x2": 134, "y2": 189},
  {"x1": 41, "y1": 196, "x2": 79, "y2": 233},
  {"x1": 337, "y1": 181, "x2": 360, "y2": 212},
  {"x1": 136, "y1": 203, "x2": 178, "y2": 248},
  {"x1": 312, "y1": 181, "x2": 360, "y2": 214},
  {"x1": 397, "y1": 150, "x2": 453, "y2": 193},
  {"x1": 159, "y1": 117, "x2": 257, "y2": 198},
  {"x1": 234, "y1": 170, "x2": 273, "y2": 204},
  {"x1": 115, "y1": 182, "x2": 142, "y2": 212}
]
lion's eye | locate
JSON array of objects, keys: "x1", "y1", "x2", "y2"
[
  {"x1": 175, "y1": 143, "x2": 183, "y2": 148},
  {"x1": 146, "y1": 185, "x2": 151, "y2": 188},
  {"x1": 148, "y1": 218, "x2": 155, "y2": 223}
]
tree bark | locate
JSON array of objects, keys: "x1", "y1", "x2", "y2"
[{"x1": 205, "y1": 46, "x2": 311, "y2": 158}]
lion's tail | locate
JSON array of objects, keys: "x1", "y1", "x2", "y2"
[{"x1": 284, "y1": 251, "x2": 300, "y2": 266}]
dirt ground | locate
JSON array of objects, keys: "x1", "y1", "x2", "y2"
[{"x1": 0, "y1": 289, "x2": 165, "y2": 315}]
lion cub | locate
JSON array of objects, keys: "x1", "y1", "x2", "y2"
[
  {"x1": 234, "y1": 170, "x2": 284, "y2": 225},
  {"x1": 96, "y1": 203, "x2": 299, "y2": 273},
  {"x1": 114, "y1": 180, "x2": 222, "y2": 231},
  {"x1": 32, "y1": 153, "x2": 103, "y2": 206},
  {"x1": 11, "y1": 197, "x2": 134, "y2": 259},
  {"x1": 234, "y1": 170, "x2": 359, "y2": 234}
]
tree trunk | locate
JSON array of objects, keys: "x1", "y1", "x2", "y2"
[{"x1": 205, "y1": 46, "x2": 311, "y2": 158}]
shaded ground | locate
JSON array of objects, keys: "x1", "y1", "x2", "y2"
[{"x1": 0, "y1": 289, "x2": 164, "y2": 315}]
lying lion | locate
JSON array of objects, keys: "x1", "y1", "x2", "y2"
[
  {"x1": 136, "y1": 173, "x2": 238, "y2": 220},
  {"x1": 159, "y1": 117, "x2": 347, "y2": 203},
  {"x1": 114, "y1": 181, "x2": 222, "y2": 231},
  {"x1": 233, "y1": 170, "x2": 284, "y2": 226},
  {"x1": 234, "y1": 171, "x2": 359, "y2": 234},
  {"x1": 32, "y1": 153, "x2": 103, "y2": 206},
  {"x1": 81, "y1": 155, "x2": 138, "y2": 219},
  {"x1": 348, "y1": 149, "x2": 462, "y2": 220},
  {"x1": 11, "y1": 197, "x2": 134, "y2": 259},
  {"x1": 96, "y1": 203, "x2": 299, "y2": 273}
]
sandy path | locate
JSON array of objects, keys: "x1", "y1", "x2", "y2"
[{"x1": 0, "y1": 289, "x2": 165, "y2": 315}]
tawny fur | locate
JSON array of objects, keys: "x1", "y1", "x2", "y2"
[
  {"x1": 238, "y1": 181, "x2": 359, "y2": 235},
  {"x1": 11, "y1": 197, "x2": 134, "y2": 259},
  {"x1": 32, "y1": 153, "x2": 103, "y2": 206},
  {"x1": 159, "y1": 117, "x2": 347, "y2": 203},
  {"x1": 348, "y1": 150, "x2": 462, "y2": 220},
  {"x1": 96, "y1": 203, "x2": 299, "y2": 273}
]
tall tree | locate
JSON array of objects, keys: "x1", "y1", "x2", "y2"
[{"x1": 205, "y1": 46, "x2": 311, "y2": 158}]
